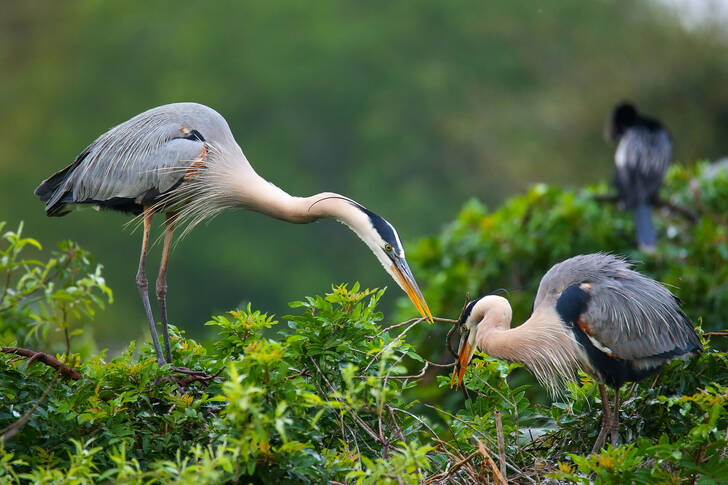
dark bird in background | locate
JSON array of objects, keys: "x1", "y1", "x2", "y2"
[
  {"x1": 607, "y1": 102, "x2": 672, "y2": 252},
  {"x1": 35, "y1": 103, "x2": 433, "y2": 367},
  {"x1": 451, "y1": 253, "x2": 701, "y2": 452}
]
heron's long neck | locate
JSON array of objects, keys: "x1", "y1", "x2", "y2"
[
  {"x1": 477, "y1": 307, "x2": 583, "y2": 392},
  {"x1": 233, "y1": 171, "x2": 361, "y2": 226}
]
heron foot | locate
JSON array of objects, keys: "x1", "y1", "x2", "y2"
[{"x1": 592, "y1": 420, "x2": 610, "y2": 453}]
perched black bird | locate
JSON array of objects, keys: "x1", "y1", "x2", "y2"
[{"x1": 607, "y1": 102, "x2": 672, "y2": 252}]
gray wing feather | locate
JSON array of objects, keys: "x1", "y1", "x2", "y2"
[
  {"x1": 60, "y1": 115, "x2": 203, "y2": 204},
  {"x1": 71, "y1": 136, "x2": 203, "y2": 202},
  {"x1": 536, "y1": 254, "x2": 699, "y2": 360},
  {"x1": 40, "y1": 103, "x2": 234, "y2": 211}
]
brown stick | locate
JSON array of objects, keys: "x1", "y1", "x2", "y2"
[
  {"x1": 1, "y1": 347, "x2": 82, "y2": 380},
  {"x1": 475, "y1": 436, "x2": 508, "y2": 484},
  {"x1": 174, "y1": 366, "x2": 226, "y2": 387},
  {"x1": 423, "y1": 450, "x2": 479, "y2": 484},
  {"x1": 494, "y1": 408, "x2": 508, "y2": 481}
]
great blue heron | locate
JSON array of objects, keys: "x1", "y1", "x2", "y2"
[
  {"x1": 451, "y1": 253, "x2": 700, "y2": 452},
  {"x1": 607, "y1": 102, "x2": 672, "y2": 252},
  {"x1": 35, "y1": 102, "x2": 433, "y2": 366}
]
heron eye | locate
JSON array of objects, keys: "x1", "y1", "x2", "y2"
[
  {"x1": 384, "y1": 244, "x2": 393, "y2": 252},
  {"x1": 461, "y1": 324, "x2": 468, "y2": 333}
]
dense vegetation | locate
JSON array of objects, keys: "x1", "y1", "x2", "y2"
[{"x1": 1, "y1": 164, "x2": 726, "y2": 483}]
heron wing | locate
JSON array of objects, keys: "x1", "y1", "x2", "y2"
[
  {"x1": 37, "y1": 108, "x2": 208, "y2": 213},
  {"x1": 577, "y1": 264, "x2": 698, "y2": 361},
  {"x1": 538, "y1": 254, "x2": 699, "y2": 361}
]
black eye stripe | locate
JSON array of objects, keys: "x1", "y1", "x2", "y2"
[
  {"x1": 347, "y1": 202, "x2": 402, "y2": 253},
  {"x1": 460, "y1": 299, "x2": 479, "y2": 323},
  {"x1": 183, "y1": 129, "x2": 206, "y2": 142}
]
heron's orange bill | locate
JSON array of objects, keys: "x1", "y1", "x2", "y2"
[
  {"x1": 450, "y1": 341, "x2": 472, "y2": 389},
  {"x1": 392, "y1": 261, "x2": 433, "y2": 323}
]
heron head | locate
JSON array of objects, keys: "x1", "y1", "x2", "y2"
[
  {"x1": 451, "y1": 295, "x2": 511, "y2": 389},
  {"x1": 326, "y1": 198, "x2": 432, "y2": 323},
  {"x1": 363, "y1": 209, "x2": 433, "y2": 323}
]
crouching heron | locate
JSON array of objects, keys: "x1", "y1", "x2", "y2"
[
  {"x1": 35, "y1": 102, "x2": 433, "y2": 366},
  {"x1": 451, "y1": 253, "x2": 700, "y2": 452}
]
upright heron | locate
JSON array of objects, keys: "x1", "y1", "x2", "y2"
[
  {"x1": 451, "y1": 253, "x2": 700, "y2": 452},
  {"x1": 35, "y1": 103, "x2": 433, "y2": 366},
  {"x1": 607, "y1": 102, "x2": 672, "y2": 252}
]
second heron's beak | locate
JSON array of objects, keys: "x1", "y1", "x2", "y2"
[
  {"x1": 451, "y1": 326, "x2": 477, "y2": 389},
  {"x1": 392, "y1": 257, "x2": 433, "y2": 323}
]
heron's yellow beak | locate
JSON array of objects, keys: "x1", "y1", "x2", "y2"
[
  {"x1": 451, "y1": 329, "x2": 476, "y2": 389},
  {"x1": 392, "y1": 258, "x2": 433, "y2": 323}
]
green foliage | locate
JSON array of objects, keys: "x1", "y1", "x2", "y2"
[
  {"x1": 2, "y1": 163, "x2": 727, "y2": 483},
  {"x1": 0, "y1": 222, "x2": 112, "y2": 352},
  {"x1": 1, "y1": 254, "x2": 437, "y2": 483}
]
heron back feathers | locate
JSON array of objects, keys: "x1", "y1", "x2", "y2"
[
  {"x1": 35, "y1": 103, "x2": 236, "y2": 217},
  {"x1": 544, "y1": 254, "x2": 701, "y2": 387}
]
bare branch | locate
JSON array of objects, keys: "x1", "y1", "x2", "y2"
[
  {"x1": 1, "y1": 347, "x2": 82, "y2": 380},
  {"x1": 364, "y1": 318, "x2": 425, "y2": 372},
  {"x1": 475, "y1": 436, "x2": 508, "y2": 484},
  {"x1": 372, "y1": 317, "x2": 419, "y2": 339},
  {"x1": 174, "y1": 366, "x2": 226, "y2": 388},
  {"x1": 423, "y1": 450, "x2": 479, "y2": 484},
  {"x1": 594, "y1": 193, "x2": 698, "y2": 223}
]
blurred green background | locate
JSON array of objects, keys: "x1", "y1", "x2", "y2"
[{"x1": 1, "y1": 0, "x2": 727, "y2": 351}]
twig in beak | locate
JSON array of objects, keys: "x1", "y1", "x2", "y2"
[{"x1": 446, "y1": 293, "x2": 471, "y2": 359}]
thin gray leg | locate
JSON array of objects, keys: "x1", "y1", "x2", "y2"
[
  {"x1": 611, "y1": 387, "x2": 621, "y2": 446},
  {"x1": 137, "y1": 207, "x2": 165, "y2": 366},
  {"x1": 155, "y1": 212, "x2": 176, "y2": 365},
  {"x1": 591, "y1": 384, "x2": 612, "y2": 453}
]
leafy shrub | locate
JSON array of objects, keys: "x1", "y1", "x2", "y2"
[{"x1": 1, "y1": 163, "x2": 727, "y2": 483}]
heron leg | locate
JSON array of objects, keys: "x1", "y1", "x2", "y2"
[
  {"x1": 155, "y1": 212, "x2": 176, "y2": 365},
  {"x1": 591, "y1": 384, "x2": 612, "y2": 453},
  {"x1": 610, "y1": 387, "x2": 621, "y2": 446},
  {"x1": 137, "y1": 207, "x2": 165, "y2": 366}
]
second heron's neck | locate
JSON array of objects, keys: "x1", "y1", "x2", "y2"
[{"x1": 477, "y1": 307, "x2": 583, "y2": 388}]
